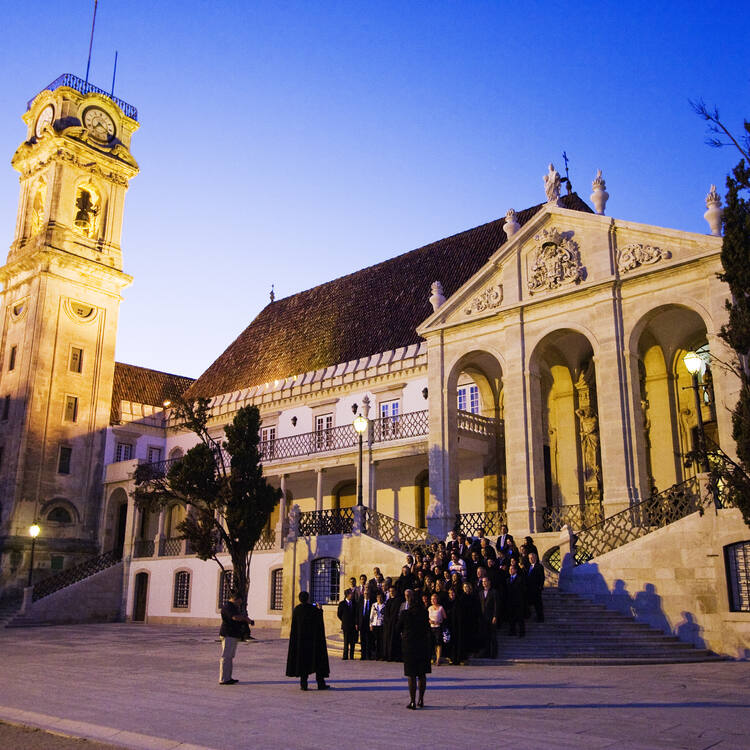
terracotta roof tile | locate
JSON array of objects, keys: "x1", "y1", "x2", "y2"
[
  {"x1": 111, "y1": 362, "x2": 195, "y2": 424},
  {"x1": 186, "y1": 195, "x2": 592, "y2": 400}
]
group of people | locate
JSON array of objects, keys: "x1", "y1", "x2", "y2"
[
  {"x1": 334, "y1": 526, "x2": 545, "y2": 668},
  {"x1": 221, "y1": 525, "x2": 547, "y2": 708}
]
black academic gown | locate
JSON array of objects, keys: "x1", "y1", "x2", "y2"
[
  {"x1": 286, "y1": 603, "x2": 330, "y2": 679},
  {"x1": 383, "y1": 595, "x2": 403, "y2": 661}
]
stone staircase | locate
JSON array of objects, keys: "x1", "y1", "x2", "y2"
[
  {"x1": 486, "y1": 588, "x2": 725, "y2": 665},
  {"x1": 0, "y1": 592, "x2": 23, "y2": 627}
]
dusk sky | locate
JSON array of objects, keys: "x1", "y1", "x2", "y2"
[{"x1": 1, "y1": 1, "x2": 747, "y2": 379}]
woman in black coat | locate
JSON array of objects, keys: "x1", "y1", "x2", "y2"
[{"x1": 396, "y1": 589, "x2": 431, "y2": 709}]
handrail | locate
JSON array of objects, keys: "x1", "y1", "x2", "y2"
[
  {"x1": 298, "y1": 508, "x2": 355, "y2": 536},
  {"x1": 28, "y1": 73, "x2": 138, "y2": 120},
  {"x1": 456, "y1": 410, "x2": 502, "y2": 437},
  {"x1": 363, "y1": 509, "x2": 439, "y2": 554},
  {"x1": 541, "y1": 503, "x2": 604, "y2": 532},
  {"x1": 456, "y1": 510, "x2": 507, "y2": 536},
  {"x1": 32, "y1": 550, "x2": 122, "y2": 602}
]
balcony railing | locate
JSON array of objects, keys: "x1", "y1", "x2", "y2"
[
  {"x1": 541, "y1": 503, "x2": 604, "y2": 532},
  {"x1": 259, "y1": 409, "x2": 429, "y2": 462},
  {"x1": 456, "y1": 410, "x2": 502, "y2": 437},
  {"x1": 456, "y1": 510, "x2": 507, "y2": 536},
  {"x1": 364, "y1": 509, "x2": 438, "y2": 554},
  {"x1": 29, "y1": 73, "x2": 138, "y2": 120},
  {"x1": 298, "y1": 508, "x2": 354, "y2": 536},
  {"x1": 254, "y1": 529, "x2": 277, "y2": 551},
  {"x1": 159, "y1": 537, "x2": 183, "y2": 556},
  {"x1": 133, "y1": 539, "x2": 155, "y2": 558}
]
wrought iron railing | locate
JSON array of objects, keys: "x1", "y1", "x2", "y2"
[
  {"x1": 298, "y1": 508, "x2": 355, "y2": 536},
  {"x1": 456, "y1": 411, "x2": 502, "y2": 437},
  {"x1": 159, "y1": 537, "x2": 183, "y2": 556},
  {"x1": 135, "y1": 457, "x2": 182, "y2": 480},
  {"x1": 371, "y1": 410, "x2": 429, "y2": 442},
  {"x1": 456, "y1": 510, "x2": 507, "y2": 536},
  {"x1": 254, "y1": 529, "x2": 277, "y2": 551},
  {"x1": 574, "y1": 478, "x2": 701, "y2": 562},
  {"x1": 541, "y1": 503, "x2": 604, "y2": 532},
  {"x1": 133, "y1": 539, "x2": 155, "y2": 558},
  {"x1": 29, "y1": 73, "x2": 138, "y2": 120},
  {"x1": 363, "y1": 509, "x2": 438, "y2": 554},
  {"x1": 32, "y1": 551, "x2": 122, "y2": 602}
]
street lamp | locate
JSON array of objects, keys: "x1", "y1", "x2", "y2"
[
  {"x1": 683, "y1": 351, "x2": 709, "y2": 472},
  {"x1": 353, "y1": 413, "x2": 368, "y2": 507},
  {"x1": 28, "y1": 522, "x2": 40, "y2": 587}
]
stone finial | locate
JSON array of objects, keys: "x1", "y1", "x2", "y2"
[
  {"x1": 704, "y1": 184, "x2": 723, "y2": 236},
  {"x1": 590, "y1": 169, "x2": 609, "y2": 215},
  {"x1": 269, "y1": 284, "x2": 275, "y2": 303},
  {"x1": 544, "y1": 163, "x2": 562, "y2": 204},
  {"x1": 503, "y1": 208, "x2": 520, "y2": 238},
  {"x1": 429, "y1": 281, "x2": 446, "y2": 312},
  {"x1": 361, "y1": 394, "x2": 371, "y2": 419}
]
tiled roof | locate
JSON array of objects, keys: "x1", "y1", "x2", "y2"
[
  {"x1": 186, "y1": 195, "x2": 593, "y2": 400},
  {"x1": 111, "y1": 362, "x2": 195, "y2": 424}
]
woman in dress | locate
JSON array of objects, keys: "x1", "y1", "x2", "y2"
[
  {"x1": 428, "y1": 592, "x2": 447, "y2": 666},
  {"x1": 397, "y1": 589, "x2": 432, "y2": 709}
]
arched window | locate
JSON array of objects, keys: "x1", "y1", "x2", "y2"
[
  {"x1": 310, "y1": 557, "x2": 340, "y2": 605},
  {"x1": 173, "y1": 570, "x2": 191, "y2": 609},
  {"x1": 73, "y1": 184, "x2": 100, "y2": 238},
  {"x1": 270, "y1": 568, "x2": 283, "y2": 610},
  {"x1": 47, "y1": 506, "x2": 73, "y2": 524},
  {"x1": 168, "y1": 446, "x2": 184, "y2": 461},
  {"x1": 218, "y1": 569, "x2": 234, "y2": 608},
  {"x1": 726, "y1": 541, "x2": 750, "y2": 612}
]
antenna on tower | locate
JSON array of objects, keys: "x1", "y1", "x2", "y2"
[
  {"x1": 111, "y1": 51, "x2": 118, "y2": 97},
  {"x1": 561, "y1": 150, "x2": 573, "y2": 195},
  {"x1": 84, "y1": 0, "x2": 99, "y2": 86}
]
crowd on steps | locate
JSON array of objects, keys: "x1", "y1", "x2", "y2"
[{"x1": 335, "y1": 526, "x2": 546, "y2": 665}]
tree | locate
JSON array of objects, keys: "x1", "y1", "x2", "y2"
[
  {"x1": 133, "y1": 399, "x2": 281, "y2": 601},
  {"x1": 691, "y1": 101, "x2": 750, "y2": 524}
]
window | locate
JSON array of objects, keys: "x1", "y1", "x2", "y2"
[
  {"x1": 726, "y1": 541, "x2": 750, "y2": 612},
  {"x1": 270, "y1": 568, "x2": 283, "y2": 610},
  {"x1": 2, "y1": 395, "x2": 9, "y2": 421},
  {"x1": 8, "y1": 346, "x2": 17, "y2": 372},
  {"x1": 218, "y1": 570, "x2": 234, "y2": 609},
  {"x1": 147, "y1": 446, "x2": 162, "y2": 463},
  {"x1": 380, "y1": 399, "x2": 400, "y2": 438},
  {"x1": 115, "y1": 442, "x2": 133, "y2": 462},
  {"x1": 47, "y1": 506, "x2": 73, "y2": 524},
  {"x1": 64, "y1": 395, "x2": 78, "y2": 422},
  {"x1": 69, "y1": 347, "x2": 83, "y2": 373},
  {"x1": 58, "y1": 446, "x2": 72, "y2": 474},
  {"x1": 173, "y1": 571, "x2": 191, "y2": 609},
  {"x1": 310, "y1": 557, "x2": 340, "y2": 605},
  {"x1": 314, "y1": 414, "x2": 333, "y2": 450},
  {"x1": 50, "y1": 555, "x2": 64, "y2": 571},
  {"x1": 261, "y1": 425, "x2": 276, "y2": 459},
  {"x1": 457, "y1": 384, "x2": 480, "y2": 414}
]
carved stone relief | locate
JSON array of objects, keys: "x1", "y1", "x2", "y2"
[
  {"x1": 465, "y1": 283, "x2": 503, "y2": 315},
  {"x1": 527, "y1": 227, "x2": 582, "y2": 294},
  {"x1": 617, "y1": 243, "x2": 671, "y2": 273}
]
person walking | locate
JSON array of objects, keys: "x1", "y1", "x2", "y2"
[
  {"x1": 397, "y1": 589, "x2": 431, "y2": 709},
  {"x1": 286, "y1": 591, "x2": 331, "y2": 690},
  {"x1": 219, "y1": 593, "x2": 254, "y2": 685}
]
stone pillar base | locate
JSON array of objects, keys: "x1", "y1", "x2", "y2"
[{"x1": 20, "y1": 585, "x2": 33, "y2": 614}]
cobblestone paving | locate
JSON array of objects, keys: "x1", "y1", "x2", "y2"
[{"x1": 0, "y1": 624, "x2": 749, "y2": 750}]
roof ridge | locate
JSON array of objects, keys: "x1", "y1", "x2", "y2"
[{"x1": 115, "y1": 361, "x2": 195, "y2": 382}]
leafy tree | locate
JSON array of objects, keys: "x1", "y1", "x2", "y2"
[
  {"x1": 133, "y1": 399, "x2": 281, "y2": 600},
  {"x1": 691, "y1": 101, "x2": 750, "y2": 524}
]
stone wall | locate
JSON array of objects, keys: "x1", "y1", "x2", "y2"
[
  {"x1": 23, "y1": 562, "x2": 123, "y2": 624},
  {"x1": 559, "y1": 507, "x2": 750, "y2": 658}
]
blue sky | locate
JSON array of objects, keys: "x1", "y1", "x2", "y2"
[{"x1": 0, "y1": 1, "x2": 747, "y2": 378}]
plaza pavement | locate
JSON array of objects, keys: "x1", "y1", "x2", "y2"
[{"x1": 0, "y1": 623, "x2": 748, "y2": 750}]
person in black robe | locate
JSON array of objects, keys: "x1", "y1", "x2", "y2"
[
  {"x1": 396, "y1": 589, "x2": 431, "y2": 709},
  {"x1": 383, "y1": 586, "x2": 403, "y2": 662},
  {"x1": 286, "y1": 591, "x2": 331, "y2": 690}
]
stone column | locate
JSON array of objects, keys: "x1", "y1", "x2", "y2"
[
  {"x1": 120, "y1": 495, "x2": 140, "y2": 620},
  {"x1": 624, "y1": 349, "x2": 653, "y2": 503},
  {"x1": 368, "y1": 458, "x2": 377, "y2": 512},
  {"x1": 707, "y1": 332, "x2": 739, "y2": 459},
  {"x1": 154, "y1": 508, "x2": 166, "y2": 557},
  {"x1": 276, "y1": 474, "x2": 288, "y2": 548},
  {"x1": 180, "y1": 504, "x2": 192, "y2": 555},
  {"x1": 315, "y1": 469, "x2": 325, "y2": 511}
]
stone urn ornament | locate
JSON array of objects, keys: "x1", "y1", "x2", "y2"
[
  {"x1": 590, "y1": 169, "x2": 609, "y2": 215},
  {"x1": 704, "y1": 184, "x2": 723, "y2": 236},
  {"x1": 429, "y1": 281, "x2": 446, "y2": 312},
  {"x1": 503, "y1": 208, "x2": 520, "y2": 238}
]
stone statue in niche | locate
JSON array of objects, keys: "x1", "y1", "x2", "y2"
[
  {"x1": 73, "y1": 186, "x2": 99, "y2": 238},
  {"x1": 527, "y1": 227, "x2": 582, "y2": 293},
  {"x1": 575, "y1": 362, "x2": 602, "y2": 503},
  {"x1": 544, "y1": 163, "x2": 562, "y2": 204},
  {"x1": 575, "y1": 407, "x2": 601, "y2": 482},
  {"x1": 30, "y1": 180, "x2": 45, "y2": 235}
]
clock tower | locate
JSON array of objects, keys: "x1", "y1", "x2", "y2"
[{"x1": 0, "y1": 75, "x2": 139, "y2": 591}]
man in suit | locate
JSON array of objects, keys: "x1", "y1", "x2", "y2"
[
  {"x1": 446, "y1": 530, "x2": 459, "y2": 555},
  {"x1": 456, "y1": 533, "x2": 471, "y2": 560},
  {"x1": 358, "y1": 587, "x2": 373, "y2": 659},
  {"x1": 496, "y1": 524, "x2": 510, "y2": 554},
  {"x1": 506, "y1": 560, "x2": 526, "y2": 637},
  {"x1": 526, "y1": 551, "x2": 546, "y2": 622},
  {"x1": 478, "y1": 576, "x2": 499, "y2": 658},
  {"x1": 337, "y1": 589, "x2": 358, "y2": 659}
]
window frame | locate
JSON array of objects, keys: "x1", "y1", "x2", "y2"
[
  {"x1": 115, "y1": 442, "x2": 134, "y2": 463},
  {"x1": 8, "y1": 345, "x2": 17, "y2": 372},
  {"x1": 270, "y1": 568, "x2": 284, "y2": 611},
  {"x1": 2, "y1": 395, "x2": 10, "y2": 421},
  {"x1": 172, "y1": 569, "x2": 192, "y2": 611},
  {"x1": 217, "y1": 569, "x2": 235, "y2": 611},
  {"x1": 57, "y1": 445, "x2": 73, "y2": 475},
  {"x1": 310, "y1": 557, "x2": 340, "y2": 605},
  {"x1": 63, "y1": 395, "x2": 79, "y2": 423},
  {"x1": 725, "y1": 540, "x2": 750, "y2": 613},
  {"x1": 69, "y1": 346, "x2": 84, "y2": 374}
]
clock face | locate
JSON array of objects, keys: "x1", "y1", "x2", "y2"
[
  {"x1": 83, "y1": 107, "x2": 115, "y2": 141},
  {"x1": 35, "y1": 105, "x2": 54, "y2": 137}
]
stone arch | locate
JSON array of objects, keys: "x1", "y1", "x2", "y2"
[
  {"x1": 165, "y1": 502, "x2": 187, "y2": 538},
  {"x1": 331, "y1": 480, "x2": 356, "y2": 510},
  {"x1": 630, "y1": 304, "x2": 714, "y2": 492},
  {"x1": 72, "y1": 178, "x2": 104, "y2": 239},
  {"x1": 528, "y1": 328, "x2": 600, "y2": 516},
  {"x1": 41, "y1": 497, "x2": 80, "y2": 526},
  {"x1": 168, "y1": 446, "x2": 184, "y2": 461},
  {"x1": 103, "y1": 487, "x2": 129, "y2": 555}
]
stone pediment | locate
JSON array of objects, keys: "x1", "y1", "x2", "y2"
[{"x1": 526, "y1": 226, "x2": 583, "y2": 294}]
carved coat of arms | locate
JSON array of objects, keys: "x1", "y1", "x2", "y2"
[{"x1": 527, "y1": 228, "x2": 582, "y2": 294}]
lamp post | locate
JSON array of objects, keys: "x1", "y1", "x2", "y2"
[
  {"x1": 683, "y1": 351, "x2": 709, "y2": 472},
  {"x1": 353, "y1": 413, "x2": 368, "y2": 507},
  {"x1": 28, "y1": 522, "x2": 40, "y2": 587}
]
